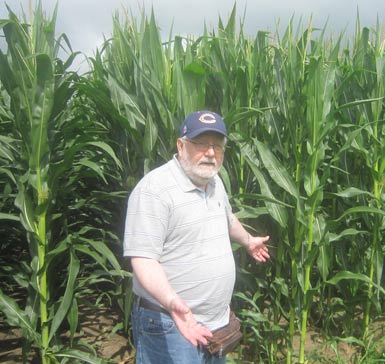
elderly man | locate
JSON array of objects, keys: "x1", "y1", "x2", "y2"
[{"x1": 123, "y1": 110, "x2": 270, "y2": 364}]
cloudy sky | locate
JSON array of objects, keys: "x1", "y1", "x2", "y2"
[{"x1": 1, "y1": 0, "x2": 385, "y2": 71}]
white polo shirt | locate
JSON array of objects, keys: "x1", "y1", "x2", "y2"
[{"x1": 123, "y1": 155, "x2": 235, "y2": 330}]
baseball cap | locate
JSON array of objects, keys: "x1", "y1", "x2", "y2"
[{"x1": 180, "y1": 111, "x2": 227, "y2": 139}]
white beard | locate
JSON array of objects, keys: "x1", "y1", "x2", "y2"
[{"x1": 179, "y1": 155, "x2": 220, "y2": 188}]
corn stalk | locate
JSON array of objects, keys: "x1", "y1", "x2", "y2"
[
  {"x1": 2, "y1": 4, "x2": 385, "y2": 363},
  {"x1": 332, "y1": 24, "x2": 385, "y2": 338},
  {"x1": 0, "y1": 3, "x2": 124, "y2": 363}
]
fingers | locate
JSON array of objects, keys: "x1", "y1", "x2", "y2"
[
  {"x1": 253, "y1": 249, "x2": 270, "y2": 262},
  {"x1": 248, "y1": 235, "x2": 271, "y2": 262},
  {"x1": 256, "y1": 244, "x2": 270, "y2": 260},
  {"x1": 189, "y1": 323, "x2": 213, "y2": 346},
  {"x1": 171, "y1": 305, "x2": 212, "y2": 347}
]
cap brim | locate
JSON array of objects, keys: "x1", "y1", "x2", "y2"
[{"x1": 187, "y1": 128, "x2": 227, "y2": 139}]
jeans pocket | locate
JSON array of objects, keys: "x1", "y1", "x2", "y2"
[{"x1": 142, "y1": 312, "x2": 175, "y2": 335}]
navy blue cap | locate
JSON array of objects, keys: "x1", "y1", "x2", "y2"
[{"x1": 180, "y1": 111, "x2": 227, "y2": 139}]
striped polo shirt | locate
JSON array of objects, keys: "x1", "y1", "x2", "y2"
[{"x1": 123, "y1": 155, "x2": 236, "y2": 330}]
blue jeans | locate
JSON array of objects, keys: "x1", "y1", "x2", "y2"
[{"x1": 131, "y1": 304, "x2": 227, "y2": 364}]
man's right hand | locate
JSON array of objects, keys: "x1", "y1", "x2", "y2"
[
  {"x1": 130, "y1": 258, "x2": 212, "y2": 346},
  {"x1": 168, "y1": 295, "x2": 213, "y2": 347}
]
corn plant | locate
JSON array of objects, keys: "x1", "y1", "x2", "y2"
[
  {"x1": 0, "y1": 3, "x2": 125, "y2": 363},
  {"x1": 89, "y1": 6, "x2": 385, "y2": 363},
  {"x1": 330, "y1": 23, "x2": 385, "y2": 339},
  {"x1": 2, "y1": 3, "x2": 385, "y2": 363}
]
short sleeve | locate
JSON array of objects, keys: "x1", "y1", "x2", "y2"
[{"x1": 123, "y1": 184, "x2": 169, "y2": 260}]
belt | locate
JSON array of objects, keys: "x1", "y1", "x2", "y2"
[{"x1": 134, "y1": 295, "x2": 170, "y2": 315}]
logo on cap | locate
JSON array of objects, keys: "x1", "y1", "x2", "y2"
[{"x1": 198, "y1": 113, "x2": 217, "y2": 124}]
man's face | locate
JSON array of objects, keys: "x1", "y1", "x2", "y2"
[{"x1": 177, "y1": 131, "x2": 226, "y2": 188}]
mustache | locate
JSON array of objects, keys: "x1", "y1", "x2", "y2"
[{"x1": 199, "y1": 158, "x2": 217, "y2": 165}]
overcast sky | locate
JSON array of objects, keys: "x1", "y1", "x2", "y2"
[{"x1": 1, "y1": 0, "x2": 385, "y2": 71}]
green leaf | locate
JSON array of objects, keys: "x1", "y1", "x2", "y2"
[
  {"x1": 87, "y1": 141, "x2": 123, "y2": 170},
  {"x1": 84, "y1": 238, "x2": 122, "y2": 272},
  {"x1": 75, "y1": 159, "x2": 107, "y2": 184},
  {"x1": 55, "y1": 348, "x2": 105, "y2": 364},
  {"x1": 184, "y1": 61, "x2": 206, "y2": 75},
  {"x1": 235, "y1": 193, "x2": 294, "y2": 208},
  {"x1": 326, "y1": 271, "x2": 385, "y2": 295},
  {"x1": 219, "y1": 166, "x2": 232, "y2": 195},
  {"x1": 0, "y1": 167, "x2": 17, "y2": 184},
  {"x1": 143, "y1": 115, "x2": 158, "y2": 159},
  {"x1": 337, "y1": 96, "x2": 384, "y2": 111},
  {"x1": 331, "y1": 187, "x2": 374, "y2": 198},
  {"x1": 234, "y1": 206, "x2": 269, "y2": 219},
  {"x1": 0, "y1": 212, "x2": 20, "y2": 221},
  {"x1": 0, "y1": 289, "x2": 40, "y2": 343},
  {"x1": 15, "y1": 181, "x2": 37, "y2": 233},
  {"x1": 49, "y1": 250, "x2": 80, "y2": 343},
  {"x1": 255, "y1": 139, "x2": 299, "y2": 200},
  {"x1": 30, "y1": 53, "x2": 54, "y2": 176},
  {"x1": 329, "y1": 228, "x2": 368, "y2": 242},
  {"x1": 248, "y1": 162, "x2": 288, "y2": 226},
  {"x1": 67, "y1": 297, "x2": 78, "y2": 344},
  {"x1": 335, "y1": 206, "x2": 385, "y2": 221}
]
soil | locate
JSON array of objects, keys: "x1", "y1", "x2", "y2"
[
  {"x1": 0, "y1": 304, "x2": 134, "y2": 364},
  {"x1": 0, "y1": 304, "x2": 383, "y2": 364}
]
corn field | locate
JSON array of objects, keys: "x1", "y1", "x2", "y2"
[{"x1": 0, "y1": 3, "x2": 385, "y2": 364}]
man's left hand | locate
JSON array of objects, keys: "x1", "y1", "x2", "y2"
[{"x1": 246, "y1": 235, "x2": 270, "y2": 262}]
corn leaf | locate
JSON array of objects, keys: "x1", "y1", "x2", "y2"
[
  {"x1": 49, "y1": 250, "x2": 80, "y2": 343},
  {"x1": 0, "y1": 289, "x2": 40, "y2": 343}
]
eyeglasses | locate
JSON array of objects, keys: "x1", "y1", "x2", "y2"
[{"x1": 184, "y1": 139, "x2": 226, "y2": 154}]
